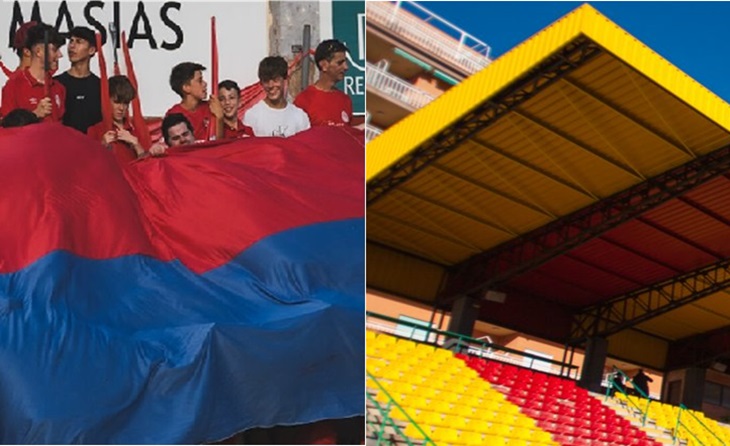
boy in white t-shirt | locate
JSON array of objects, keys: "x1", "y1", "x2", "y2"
[{"x1": 243, "y1": 56, "x2": 310, "y2": 137}]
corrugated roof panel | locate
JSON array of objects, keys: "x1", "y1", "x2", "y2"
[
  {"x1": 606, "y1": 220, "x2": 717, "y2": 272},
  {"x1": 581, "y1": 6, "x2": 730, "y2": 131},
  {"x1": 637, "y1": 303, "x2": 730, "y2": 340},
  {"x1": 569, "y1": 57, "x2": 730, "y2": 156},
  {"x1": 684, "y1": 176, "x2": 730, "y2": 220},
  {"x1": 367, "y1": 212, "x2": 470, "y2": 264},
  {"x1": 401, "y1": 168, "x2": 552, "y2": 235},
  {"x1": 642, "y1": 200, "x2": 730, "y2": 257},
  {"x1": 523, "y1": 84, "x2": 692, "y2": 180},
  {"x1": 376, "y1": 189, "x2": 516, "y2": 251},
  {"x1": 529, "y1": 255, "x2": 638, "y2": 300},
  {"x1": 366, "y1": 242, "x2": 445, "y2": 301},
  {"x1": 691, "y1": 292, "x2": 730, "y2": 319},
  {"x1": 569, "y1": 238, "x2": 678, "y2": 286},
  {"x1": 444, "y1": 139, "x2": 595, "y2": 214}
]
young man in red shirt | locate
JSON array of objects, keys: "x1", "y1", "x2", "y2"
[
  {"x1": 0, "y1": 23, "x2": 66, "y2": 122},
  {"x1": 294, "y1": 39, "x2": 353, "y2": 127},
  {"x1": 87, "y1": 75, "x2": 145, "y2": 163},
  {"x1": 165, "y1": 62, "x2": 223, "y2": 142},
  {"x1": 217, "y1": 79, "x2": 253, "y2": 139}
]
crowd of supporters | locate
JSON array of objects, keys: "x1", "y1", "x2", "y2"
[{"x1": 0, "y1": 22, "x2": 357, "y2": 163}]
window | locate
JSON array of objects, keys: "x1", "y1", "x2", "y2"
[
  {"x1": 704, "y1": 382, "x2": 722, "y2": 406},
  {"x1": 395, "y1": 315, "x2": 432, "y2": 342}
]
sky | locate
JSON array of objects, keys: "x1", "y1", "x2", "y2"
[{"x1": 423, "y1": 1, "x2": 730, "y2": 101}]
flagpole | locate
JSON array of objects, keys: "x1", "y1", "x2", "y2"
[{"x1": 208, "y1": 16, "x2": 219, "y2": 141}]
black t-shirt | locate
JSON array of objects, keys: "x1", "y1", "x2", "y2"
[{"x1": 54, "y1": 71, "x2": 102, "y2": 134}]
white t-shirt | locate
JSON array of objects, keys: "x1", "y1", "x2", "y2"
[{"x1": 243, "y1": 100, "x2": 311, "y2": 137}]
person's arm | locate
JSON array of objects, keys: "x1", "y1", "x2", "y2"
[{"x1": 116, "y1": 128, "x2": 145, "y2": 157}]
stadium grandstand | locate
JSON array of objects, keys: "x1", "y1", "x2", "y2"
[{"x1": 367, "y1": 3, "x2": 730, "y2": 445}]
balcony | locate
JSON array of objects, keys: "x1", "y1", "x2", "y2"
[
  {"x1": 366, "y1": 61, "x2": 436, "y2": 111},
  {"x1": 368, "y1": 1, "x2": 492, "y2": 75},
  {"x1": 365, "y1": 124, "x2": 383, "y2": 144}
]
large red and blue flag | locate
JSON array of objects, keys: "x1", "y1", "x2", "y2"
[{"x1": 0, "y1": 123, "x2": 364, "y2": 443}]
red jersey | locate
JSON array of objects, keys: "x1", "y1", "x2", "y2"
[
  {"x1": 165, "y1": 102, "x2": 213, "y2": 142},
  {"x1": 87, "y1": 120, "x2": 140, "y2": 164},
  {"x1": 223, "y1": 119, "x2": 253, "y2": 140},
  {"x1": 1, "y1": 68, "x2": 65, "y2": 122},
  {"x1": 293, "y1": 85, "x2": 352, "y2": 127}
]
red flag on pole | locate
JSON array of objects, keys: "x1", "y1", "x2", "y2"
[
  {"x1": 121, "y1": 31, "x2": 152, "y2": 151},
  {"x1": 208, "y1": 16, "x2": 219, "y2": 141},
  {"x1": 96, "y1": 32, "x2": 113, "y2": 133}
]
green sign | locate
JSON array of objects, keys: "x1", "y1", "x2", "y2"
[{"x1": 332, "y1": 0, "x2": 365, "y2": 116}]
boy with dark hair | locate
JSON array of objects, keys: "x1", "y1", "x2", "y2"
[
  {"x1": 217, "y1": 79, "x2": 253, "y2": 139},
  {"x1": 55, "y1": 26, "x2": 102, "y2": 133},
  {"x1": 243, "y1": 56, "x2": 309, "y2": 137},
  {"x1": 0, "y1": 23, "x2": 66, "y2": 122},
  {"x1": 294, "y1": 39, "x2": 353, "y2": 127},
  {"x1": 87, "y1": 75, "x2": 145, "y2": 163},
  {"x1": 165, "y1": 62, "x2": 223, "y2": 141}
]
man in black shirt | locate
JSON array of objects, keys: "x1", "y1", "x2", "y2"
[{"x1": 54, "y1": 26, "x2": 101, "y2": 133}]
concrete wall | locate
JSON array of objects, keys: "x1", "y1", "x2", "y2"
[{"x1": 267, "y1": 1, "x2": 320, "y2": 97}]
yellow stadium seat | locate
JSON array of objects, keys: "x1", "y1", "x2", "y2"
[
  {"x1": 404, "y1": 396, "x2": 430, "y2": 412},
  {"x1": 460, "y1": 430, "x2": 483, "y2": 446},
  {"x1": 443, "y1": 414, "x2": 468, "y2": 430},
  {"x1": 431, "y1": 427, "x2": 460, "y2": 445},
  {"x1": 483, "y1": 435, "x2": 507, "y2": 446},
  {"x1": 393, "y1": 338, "x2": 418, "y2": 353},
  {"x1": 403, "y1": 422, "x2": 433, "y2": 440},
  {"x1": 414, "y1": 409, "x2": 446, "y2": 427}
]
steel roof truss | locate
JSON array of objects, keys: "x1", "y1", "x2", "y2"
[
  {"x1": 570, "y1": 258, "x2": 730, "y2": 343},
  {"x1": 367, "y1": 38, "x2": 603, "y2": 205},
  {"x1": 441, "y1": 142, "x2": 730, "y2": 301},
  {"x1": 559, "y1": 77, "x2": 693, "y2": 159}
]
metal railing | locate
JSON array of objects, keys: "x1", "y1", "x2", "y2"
[
  {"x1": 605, "y1": 368, "x2": 652, "y2": 426},
  {"x1": 365, "y1": 124, "x2": 383, "y2": 144},
  {"x1": 674, "y1": 404, "x2": 725, "y2": 445},
  {"x1": 366, "y1": 372, "x2": 435, "y2": 446},
  {"x1": 367, "y1": 311, "x2": 580, "y2": 379},
  {"x1": 368, "y1": 0, "x2": 491, "y2": 75},
  {"x1": 366, "y1": 61, "x2": 436, "y2": 111}
]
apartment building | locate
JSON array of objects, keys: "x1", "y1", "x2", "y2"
[{"x1": 365, "y1": 1, "x2": 492, "y2": 143}]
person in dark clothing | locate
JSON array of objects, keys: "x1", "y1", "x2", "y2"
[
  {"x1": 1, "y1": 108, "x2": 40, "y2": 128},
  {"x1": 611, "y1": 370, "x2": 624, "y2": 396},
  {"x1": 54, "y1": 26, "x2": 101, "y2": 133},
  {"x1": 632, "y1": 369, "x2": 653, "y2": 398}
]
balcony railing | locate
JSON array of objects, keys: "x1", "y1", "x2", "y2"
[
  {"x1": 368, "y1": 1, "x2": 492, "y2": 75},
  {"x1": 365, "y1": 124, "x2": 383, "y2": 144},
  {"x1": 366, "y1": 61, "x2": 435, "y2": 111}
]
